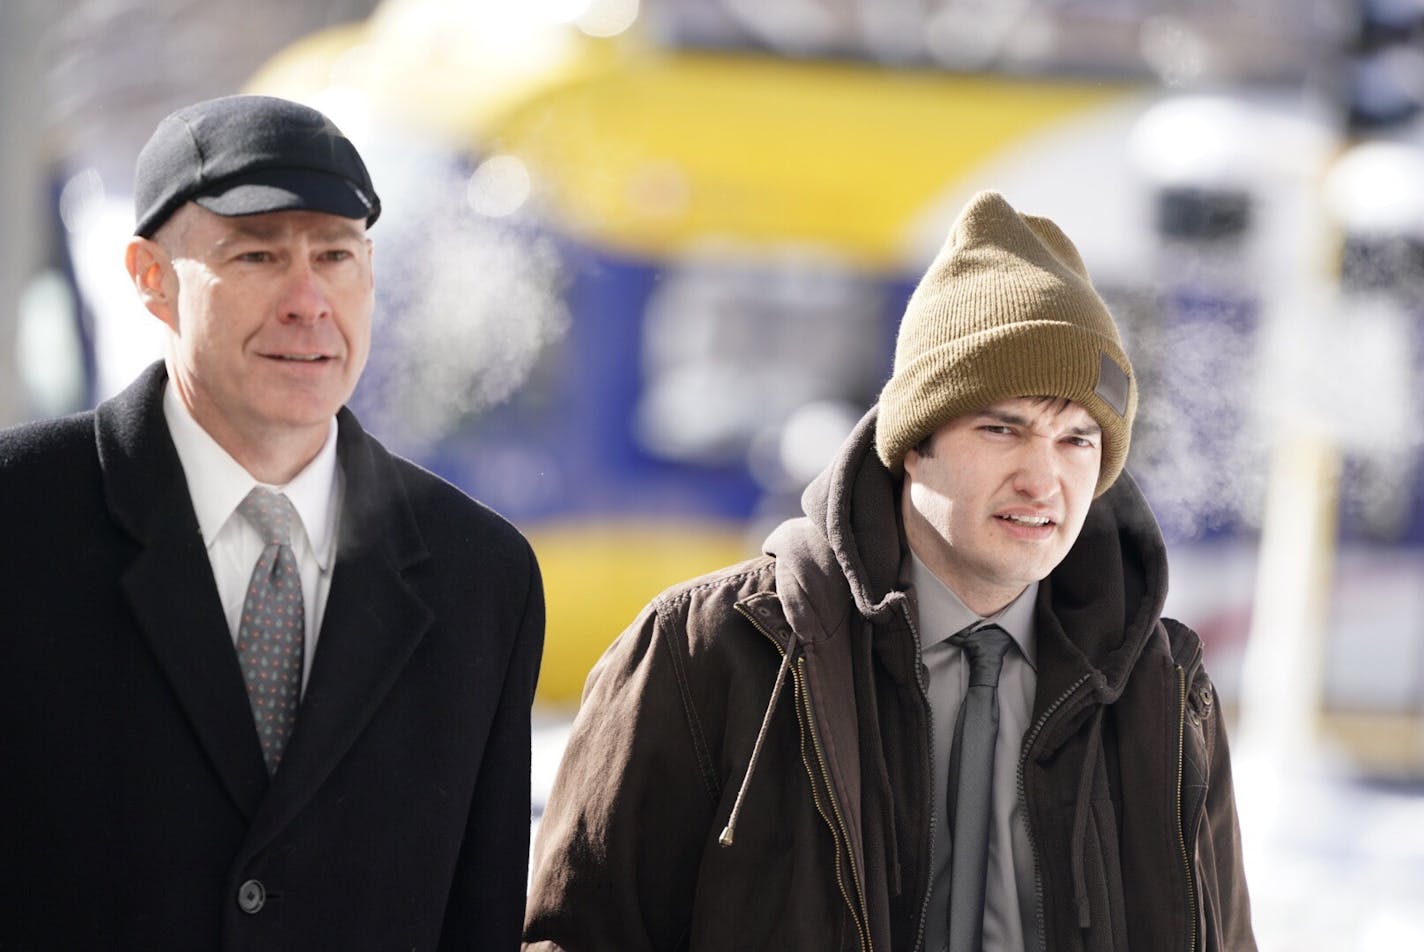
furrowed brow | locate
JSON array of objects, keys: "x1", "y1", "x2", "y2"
[
  {"x1": 977, "y1": 409, "x2": 1031, "y2": 427},
  {"x1": 977, "y1": 407, "x2": 1099, "y2": 438}
]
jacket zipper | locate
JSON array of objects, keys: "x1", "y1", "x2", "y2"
[
  {"x1": 1175, "y1": 664, "x2": 1198, "y2": 952},
  {"x1": 1017, "y1": 672, "x2": 1092, "y2": 952},
  {"x1": 797, "y1": 655, "x2": 873, "y2": 952},
  {"x1": 739, "y1": 607, "x2": 873, "y2": 952},
  {"x1": 898, "y1": 601, "x2": 936, "y2": 952}
]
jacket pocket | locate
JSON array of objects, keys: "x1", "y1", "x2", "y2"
[{"x1": 1180, "y1": 671, "x2": 1214, "y2": 832}]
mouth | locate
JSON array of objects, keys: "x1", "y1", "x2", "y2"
[
  {"x1": 995, "y1": 513, "x2": 1055, "y2": 528},
  {"x1": 263, "y1": 353, "x2": 332, "y2": 363}
]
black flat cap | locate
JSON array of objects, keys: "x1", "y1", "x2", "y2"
[{"x1": 133, "y1": 94, "x2": 381, "y2": 238}]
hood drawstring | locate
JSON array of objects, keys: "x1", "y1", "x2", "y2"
[
  {"x1": 719, "y1": 632, "x2": 800, "y2": 847},
  {"x1": 1069, "y1": 704, "x2": 1106, "y2": 929}
]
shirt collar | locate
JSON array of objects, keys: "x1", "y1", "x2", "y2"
[
  {"x1": 909, "y1": 550, "x2": 1038, "y2": 670},
  {"x1": 162, "y1": 381, "x2": 340, "y2": 569}
]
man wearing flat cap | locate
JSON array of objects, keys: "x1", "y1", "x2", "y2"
[
  {"x1": 0, "y1": 95, "x2": 544, "y2": 950},
  {"x1": 525, "y1": 191, "x2": 1254, "y2": 951}
]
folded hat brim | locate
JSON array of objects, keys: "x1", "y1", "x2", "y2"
[{"x1": 193, "y1": 167, "x2": 378, "y2": 224}]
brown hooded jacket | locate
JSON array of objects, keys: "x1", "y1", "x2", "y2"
[{"x1": 525, "y1": 408, "x2": 1255, "y2": 951}]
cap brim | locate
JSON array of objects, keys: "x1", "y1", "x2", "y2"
[{"x1": 193, "y1": 168, "x2": 378, "y2": 224}]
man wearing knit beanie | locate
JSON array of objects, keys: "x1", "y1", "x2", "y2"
[
  {"x1": 527, "y1": 192, "x2": 1255, "y2": 952},
  {"x1": 876, "y1": 190, "x2": 1136, "y2": 496}
]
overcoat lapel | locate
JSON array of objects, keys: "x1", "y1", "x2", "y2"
[
  {"x1": 98, "y1": 364, "x2": 270, "y2": 821},
  {"x1": 243, "y1": 406, "x2": 433, "y2": 853},
  {"x1": 95, "y1": 363, "x2": 435, "y2": 852}
]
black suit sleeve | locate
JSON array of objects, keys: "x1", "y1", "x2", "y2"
[{"x1": 439, "y1": 540, "x2": 545, "y2": 950}]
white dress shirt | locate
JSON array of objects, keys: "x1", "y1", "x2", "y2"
[
  {"x1": 912, "y1": 551, "x2": 1040, "y2": 952},
  {"x1": 162, "y1": 382, "x2": 342, "y2": 693}
]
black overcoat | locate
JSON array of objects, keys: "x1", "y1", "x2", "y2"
[{"x1": 0, "y1": 362, "x2": 545, "y2": 951}]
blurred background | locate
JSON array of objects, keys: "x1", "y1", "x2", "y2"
[{"x1": 4, "y1": 0, "x2": 1424, "y2": 946}]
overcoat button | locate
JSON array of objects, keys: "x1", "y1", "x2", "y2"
[{"x1": 237, "y1": 879, "x2": 266, "y2": 914}]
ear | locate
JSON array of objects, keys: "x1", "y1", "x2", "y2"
[
  {"x1": 902, "y1": 445, "x2": 923, "y2": 480},
  {"x1": 125, "y1": 237, "x2": 178, "y2": 331}
]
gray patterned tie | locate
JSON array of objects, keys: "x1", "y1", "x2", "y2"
[
  {"x1": 946, "y1": 623, "x2": 1014, "y2": 952},
  {"x1": 235, "y1": 488, "x2": 305, "y2": 774}
]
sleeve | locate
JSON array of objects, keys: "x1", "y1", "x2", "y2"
[
  {"x1": 522, "y1": 601, "x2": 721, "y2": 952},
  {"x1": 1196, "y1": 678, "x2": 1258, "y2": 952},
  {"x1": 438, "y1": 541, "x2": 546, "y2": 951}
]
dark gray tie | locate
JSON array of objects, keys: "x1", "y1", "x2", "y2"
[
  {"x1": 235, "y1": 488, "x2": 305, "y2": 774},
  {"x1": 946, "y1": 624, "x2": 1014, "y2": 952}
]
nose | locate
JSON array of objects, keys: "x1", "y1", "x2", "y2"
[
  {"x1": 1011, "y1": 437, "x2": 1061, "y2": 501},
  {"x1": 279, "y1": 262, "x2": 332, "y2": 325}
]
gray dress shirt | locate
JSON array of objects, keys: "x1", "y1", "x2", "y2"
[{"x1": 911, "y1": 552, "x2": 1040, "y2": 952}]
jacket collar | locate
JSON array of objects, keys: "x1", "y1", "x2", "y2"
[
  {"x1": 98, "y1": 362, "x2": 433, "y2": 837},
  {"x1": 100, "y1": 363, "x2": 272, "y2": 819},
  {"x1": 1034, "y1": 467, "x2": 1168, "y2": 705},
  {"x1": 162, "y1": 381, "x2": 340, "y2": 570},
  {"x1": 764, "y1": 407, "x2": 908, "y2": 652}
]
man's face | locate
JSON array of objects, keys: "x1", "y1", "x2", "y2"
[
  {"x1": 901, "y1": 396, "x2": 1102, "y2": 615},
  {"x1": 143, "y1": 204, "x2": 374, "y2": 461}
]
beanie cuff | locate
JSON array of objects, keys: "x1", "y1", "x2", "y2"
[{"x1": 875, "y1": 319, "x2": 1135, "y2": 495}]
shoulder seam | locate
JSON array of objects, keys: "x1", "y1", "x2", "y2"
[{"x1": 651, "y1": 563, "x2": 772, "y2": 612}]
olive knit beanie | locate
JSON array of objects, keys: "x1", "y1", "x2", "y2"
[{"x1": 875, "y1": 190, "x2": 1136, "y2": 496}]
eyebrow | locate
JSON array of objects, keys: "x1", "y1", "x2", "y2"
[
  {"x1": 975, "y1": 408, "x2": 1101, "y2": 437},
  {"x1": 213, "y1": 218, "x2": 365, "y2": 249},
  {"x1": 312, "y1": 221, "x2": 367, "y2": 243}
]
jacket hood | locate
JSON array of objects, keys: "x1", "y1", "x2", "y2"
[
  {"x1": 763, "y1": 408, "x2": 907, "y2": 656},
  {"x1": 764, "y1": 405, "x2": 1169, "y2": 697}
]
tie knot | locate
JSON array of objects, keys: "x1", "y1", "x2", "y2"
[
  {"x1": 948, "y1": 624, "x2": 1013, "y2": 687},
  {"x1": 237, "y1": 488, "x2": 298, "y2": 547}
]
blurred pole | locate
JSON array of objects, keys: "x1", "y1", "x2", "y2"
[
  {"x1": 1233, "y1": 138, "x2": 1335, "y2": 769},
  {"x1": 0, "y1": 0, "x2": 50, "y2": 426},
  {"x1": 1237, "y1": 430, "x2": 1339, "y2": 759},
  {"x1": 1231, "y1": 190, "x2": 1340, "y2": 847}
]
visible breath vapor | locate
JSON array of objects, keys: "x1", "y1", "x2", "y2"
[
  {"x1": 1125, "y1": 291, "x2": 1272, "y2": 541},
  {"x1": 353, "y1": 160, "x2": 570, "y2": 453},
  {"x1": 1117, "y1": 252, "x2": 1422, "y2": 543}
]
